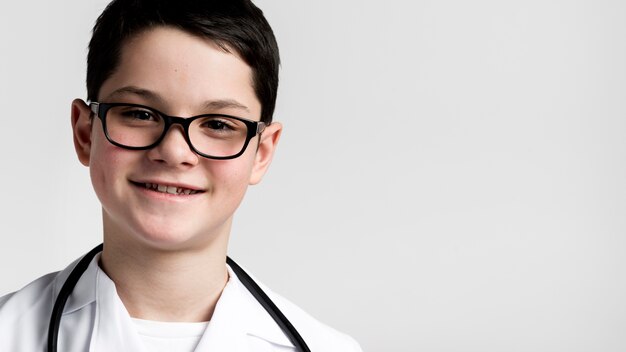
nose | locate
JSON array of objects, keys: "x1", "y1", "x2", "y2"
[{"x1": 146, "y1": 124, "x2": 199, "y2": 167}]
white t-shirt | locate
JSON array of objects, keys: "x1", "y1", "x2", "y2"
[{"x1": 132, "y1": 318, "x2": 209, "y2": 352}]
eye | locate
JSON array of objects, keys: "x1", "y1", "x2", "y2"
[
  {"x1": 193, "y1": 116, "x2": 246, "y2": 139},
  {"x1": 202, "y1": 119, "x2": 234, "y2": 131},
  {"x1": 123, "y1": 109, "x2": 157, "y2": 121}
]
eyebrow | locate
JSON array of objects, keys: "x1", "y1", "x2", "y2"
[{"x1": 104, "y1": 86, "x2": 250, "y2": 112}]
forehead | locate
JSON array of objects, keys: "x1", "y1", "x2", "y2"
[{"x1": 98, "y1": 26, "x2": 260, "y2": 118}]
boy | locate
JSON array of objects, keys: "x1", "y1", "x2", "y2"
[{"x1": 0, "y1": 1, "x2": 362, "y2": 351}]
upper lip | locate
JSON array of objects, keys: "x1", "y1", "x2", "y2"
[{"x1": 130, "y1": 179, "x2": 205, "y2": 192}]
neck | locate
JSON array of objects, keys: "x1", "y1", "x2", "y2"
[{"x1": 100, "y1": 227, "x2": 230, "y2": 322}]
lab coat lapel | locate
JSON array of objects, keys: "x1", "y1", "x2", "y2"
[
  {"x1": 56, "y1": 255, "x2": 99, "y2": 352},
  {"x1": 91, "y1": 268, "x2": 147, "y2": 352},
  {"x1": 194, "y1": 272, "x2": 248, "y2": 351},
  {"x1": 194, "y1": 266, "x2": 294, "y2": 351}
]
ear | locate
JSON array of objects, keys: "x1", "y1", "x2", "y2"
[
  {"x1": 249, "y1": 122, "x2": 282, "y2": 185},
  {"x1": 71, "y1": 99, "x2": 93, "y2": 166}
]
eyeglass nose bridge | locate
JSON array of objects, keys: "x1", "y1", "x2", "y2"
[{"x1": 152, "y1": 114, "x2": 197, "y2": 151}]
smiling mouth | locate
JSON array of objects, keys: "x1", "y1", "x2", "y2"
[{"x1": 132, "y1": 181, "x2": 203, "y2": 195}]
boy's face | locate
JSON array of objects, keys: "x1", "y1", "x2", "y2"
[{"x1": 71, "y1": 26, "x2": 281, "y2": 251}]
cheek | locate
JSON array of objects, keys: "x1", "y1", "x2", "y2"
[
  {"x1": 88, "y1": 128, "x2": 129, "y2": 205},
  {"x1": 206, "y1": 151, "x2": 256, "y2": 200}
]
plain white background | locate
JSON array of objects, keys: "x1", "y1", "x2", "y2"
[{"x1": 1, "y1": 1, "x2": 625, "y2": 351}]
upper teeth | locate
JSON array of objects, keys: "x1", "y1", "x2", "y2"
[{"x1": 144, "y1": 183, "x2": 197, "y2": 195}]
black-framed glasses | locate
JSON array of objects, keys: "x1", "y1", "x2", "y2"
[{"x1": 90, "y1": 102, "x2": 267, "y2": 160}]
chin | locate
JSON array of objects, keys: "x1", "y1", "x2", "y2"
[
  {"x1": 131, "y1": 222, "x2": 188, "y2": 246},
  {"x1": 103, "y1": 209, "x2": 231, "y2": 252},
  {"x1": 131, "y1": 221, "x2": 224, "y2": 253}
]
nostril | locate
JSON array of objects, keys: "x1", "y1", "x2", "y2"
[{"x1": 146, "y1": 129, "x2": 199, "y2": 165}]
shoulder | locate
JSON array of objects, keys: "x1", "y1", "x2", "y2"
[
  {"x1": 0, "y1": 254, "x2": 82, "y2": 316},
  {"x1": 227, "y1": 262, "x2": 363, "y2": 351},
  {"x1": 0, "y1": 271, "x2": 60, "y2": 349},
  {"x1": 272, "y1": 292, "x2": 363, "y2": 352},
  {"x1": 250, "y1": 277, "x2": 363, "y2": 352},
  {"x1": 0, "y1": 254, "x2": 87, "y2": 350},
  {"x1": 0, "y1": 271, "x2": 59, "y2": 313}
]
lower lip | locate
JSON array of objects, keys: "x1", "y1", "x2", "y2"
[{"x1": 131, "y1": 182, "x2": 203, "y2": 201}]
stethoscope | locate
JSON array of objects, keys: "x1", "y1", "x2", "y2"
[{"x1": 47, "y1": 244, "x2": 310, "y2": 352}]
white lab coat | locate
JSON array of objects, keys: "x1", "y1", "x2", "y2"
[{"x1": 0, "y1": 253, "x2": 362, "y2": 351}]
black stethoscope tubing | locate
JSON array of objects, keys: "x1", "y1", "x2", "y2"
[{"x1": 47, "y1": 244, "x2": 310, "y2": 352}]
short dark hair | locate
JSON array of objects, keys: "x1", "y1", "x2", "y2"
[{"x1": 87, "y1": 0, "x2": 280, "y2": 123}]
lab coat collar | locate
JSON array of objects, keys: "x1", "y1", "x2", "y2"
[
  {"x1": 195, "y1": 265, "x2": 295, "y2": 349},
  {"x1": 54, "y1": 253, "x2": 294, "y2": 350},
  {"x1": 51, "y1": 254, "x2": 99, "y2": 315},
  {"x1": 93, "y1": 264, "x2": 146, "y2": 351}
]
